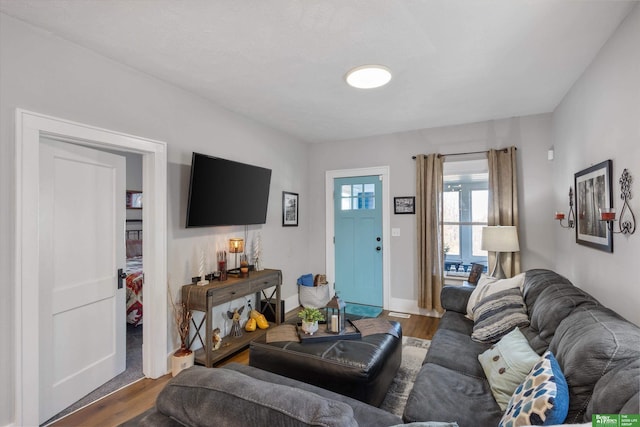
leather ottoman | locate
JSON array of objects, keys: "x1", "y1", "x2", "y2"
[{"x1": 249, "y1": 320, "x2": 402, "y2": 407}]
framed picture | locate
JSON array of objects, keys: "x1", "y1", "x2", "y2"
[
  {"x1": 575, "y1": 160, "x2": 613, "y2": 253},
  {"x1": 394, "y1": 196, "x2": 415, "y2": 214},
  {"x1": 126, "y1": 190, "x2": 142, "y2": 209},
  {"x1": 467, "y1": 263, "x2": 484, "y2": 285},
  {"x1": 282, "y1": 191, "x2": 299, "y2": 226}
]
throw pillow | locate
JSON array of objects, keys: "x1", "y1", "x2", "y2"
[
  {"x1": 499, "y1": 351, "x2": 569, "y2": 427},
  {"x1": 466, "y1": 273, "x2": 525, "y2": 320},
  {"x1": 471, "y1": 287, "x2": 530, "y2": 343},
  {"x1": 478, "y1": 327, "x2": 540, "y2": 410}
]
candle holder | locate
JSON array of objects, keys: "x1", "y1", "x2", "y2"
[
  {"x1": 555, "y1": 187, "x2": 575, "y2": 229},
  {"x1": 325, "y1": 294, "x2": 346, "y2": 334},
  {"x1": 599, "y1": 169, "x2": 636, "y2": 235}
]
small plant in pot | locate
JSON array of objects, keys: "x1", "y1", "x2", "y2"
[{"x1": 298, "y1": 307, "x2": 325, "y2": 335}]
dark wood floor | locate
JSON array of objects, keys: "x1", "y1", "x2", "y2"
[{"x1": 49, "y1": 310, "x2": 439, "y2": 427}]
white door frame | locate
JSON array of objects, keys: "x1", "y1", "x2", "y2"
[
  {"x1": 14, "y1": 109, "x2": 168, "y2": 426},
  {"x1": 325, "y1": 166, "x2": 391, "y2": 309}
]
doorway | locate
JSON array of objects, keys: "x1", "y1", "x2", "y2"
[
  {"x1": 333, "y1": 175, "x2": 383, "y2": 306},
  {"x1": 14, "y1": 109, "x2": 168, "y2": 426},
  {"x1": 325, "y1": 166, "x2": 391, "y2": 309}
]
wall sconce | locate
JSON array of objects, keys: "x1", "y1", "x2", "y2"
[
  {"x1": 228, "y1": 238, "x2": 244, "y2": 272},
  {"x1": 600, "y1": 169, "x2": 636, "y2": 235},
  {"x1": 555, "y1": 187, "x2": 575, "y2": 229}
]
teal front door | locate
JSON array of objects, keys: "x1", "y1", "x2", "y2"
[{"x1": 334, "y1": 176, "x2": 383, "y2": 307}]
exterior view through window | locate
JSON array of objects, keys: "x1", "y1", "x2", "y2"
[{"x1": 443, "y1": 159, "x2": 488, "y2": 274}]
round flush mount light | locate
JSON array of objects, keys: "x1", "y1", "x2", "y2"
[{"x1": 345, "y1": 65, "x2": 392, "y2": 89}]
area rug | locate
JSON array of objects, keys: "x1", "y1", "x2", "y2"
[
  {"x1": 380, "y1": 336, "x2": 431, "y2": 416},
  {"x1": 345, "y1": 303, "x2": 383, "y2": 318}
]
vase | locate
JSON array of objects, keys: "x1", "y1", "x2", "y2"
[
  {"x1": 171, "y1": 347, "x2": 194, "y2": 377},
  {"x1": 301, "y1": 320, "x2": 319, "y2": 335}
]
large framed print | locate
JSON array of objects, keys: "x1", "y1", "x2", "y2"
[{"x1": 574, "y1": 160, "x2": 613, "y2": 253}]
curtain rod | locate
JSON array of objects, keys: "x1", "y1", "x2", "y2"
[{"x1": 411, "y1": 147, "x2": 515, "y2": 160}]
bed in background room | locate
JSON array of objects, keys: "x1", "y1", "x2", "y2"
[{"x1": 126, "y1": 221, "x2": 143, "y2": 326}]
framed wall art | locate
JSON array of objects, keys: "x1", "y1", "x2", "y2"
[
  {"x1": 394, "y1": 196, "x2": 415, "y2": 214},
  {"x1": 574, "y1": 159, "x2": 613, "y2": 252},
  {"x1": 126, "y1": 190, "x2": 142, "y2": 209},
  {"x1": 282, "y1": 191, "x2": 299, "y2": 226}
]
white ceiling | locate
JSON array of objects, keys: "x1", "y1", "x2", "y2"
[{"x1": 0, "y1": 1, "x2": 636, "y2": 142}]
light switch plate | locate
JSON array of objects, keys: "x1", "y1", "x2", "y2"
[{"x1": 392, "y1": 228, "x2": 401, "y2": 237}]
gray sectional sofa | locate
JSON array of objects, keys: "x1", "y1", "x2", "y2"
[
  {"x1": 123, "y1": 269, "x2": 639, "y2": 426},
  {"x1": 403, "y1": 269, "x2": 640, "y2": 426}
]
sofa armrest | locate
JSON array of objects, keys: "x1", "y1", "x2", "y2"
[{"x1": 441, "y1": 285, "x2": 474, "y2": 314}]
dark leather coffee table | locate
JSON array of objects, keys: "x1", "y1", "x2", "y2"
[{"x1": 249, "y1": 320, "x2": 402, "y2": 407}]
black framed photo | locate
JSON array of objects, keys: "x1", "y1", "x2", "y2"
[
  {"x1": 394, "y1": 196, "x2": 415, "y2": 214},
  {"x1": 282, "y1": 191, "x2": 299, "y2": 226},
  {"x1": 575, "y1": 159, "x2": 613, "y2": 253}
]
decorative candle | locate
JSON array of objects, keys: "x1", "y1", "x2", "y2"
[
  {"x1": 331, "y1": 315, "x2": 338, "y2": 332},
  {"x1": 554, "y1": 212, "x2": 565, "y2": 220},
  {"x1": 600, "y1": 208, "x2": 616, "y2": 221}
]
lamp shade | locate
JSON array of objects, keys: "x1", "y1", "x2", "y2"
[
  {"x1": 229, "y1": 238, "x2": 244, "y2": 254},
  {"x1": 481, "y1": 226, "x2": 520, "y2": 252}
]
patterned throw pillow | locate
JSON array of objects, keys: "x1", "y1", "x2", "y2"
[
  {"x1": 466, "y1": 273, "x2": 525, "y2": 320},
  {"x1": 499, "y1": 351, "x2": 569, "y2": 427},
  {"x1": 471, "y1": 287, "x2": 530, "y2": 343}
]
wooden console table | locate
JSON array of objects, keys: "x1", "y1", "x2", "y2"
[{"x1": 182, "y1": 269, "x2": 282, "y2": 367}]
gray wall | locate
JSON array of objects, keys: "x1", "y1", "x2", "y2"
[
  {"x1": 307, "y1": 114, "x2": 556, "y2": 308},
  {"x1": 0, "y1": 13, "x2": 310, "y2": 424},
  {"x1": 552, "y1": 4, "x2": 640, "y2": 326}
]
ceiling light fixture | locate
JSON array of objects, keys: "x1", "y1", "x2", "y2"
[{"x1": 345, "y1": 65, "x2": 392, "y2": 89}]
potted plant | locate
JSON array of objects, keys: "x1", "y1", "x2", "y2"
[
  {"x1": 169, "y1": 285, "x2": 194, "y2": 376},
  {"x1": 298, "y1": 307, "x2": 325, "y2": 335}
]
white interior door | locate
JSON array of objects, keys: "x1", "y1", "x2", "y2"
[{"x1": 38, "y1": 139, "x2": 126, "y2": 422}]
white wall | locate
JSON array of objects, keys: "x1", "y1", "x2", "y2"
[
  {"x1": 0, "y1": 14, "x2": 309, "y2": 424},
  {"x1": 552, "y1": 4, "x2": 640, "y2": 326},
  {"x1": 307, "y1": 114, "x2": 556, "y2": 306}
]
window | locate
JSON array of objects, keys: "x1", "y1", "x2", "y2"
[
  {"x1": 340, "y1": 183, "x2": 375, "y2": 210},
  {"x1": 443, "y1": 160, "x2": 488, "y2": 272}
]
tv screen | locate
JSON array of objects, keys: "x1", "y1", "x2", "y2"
[{"x1": 186, "y1": 153, "x2": 272, "y2": 227}]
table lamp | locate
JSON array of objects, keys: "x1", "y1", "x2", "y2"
[
  {"x1": 481, "y1": 226, "x2": 520, "y2": 279},
  {"x1": 228, "y1": 238, "x2": 244, "y2": 272}
]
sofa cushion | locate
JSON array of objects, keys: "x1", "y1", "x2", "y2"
[
  {"x1": 499, "y1": 351, "x2": 569, "y2": 427},
  {"x1": 525, "y1": 281, "x2": 599, "y2": 354},
  {"x1": 521, "y1": 269, "x2": 574, "y2": 312},
  {"x1": 425, "y1": 327, "x2": 490, "y2": 378},
  {"x1": 549, "y1": 307, "x2": 640, "y2": 423},
  {"x1": 471, "y1": 287, "x2": 530, "y2": 343},
  {"x1": 466, "y1": 273, "x2": 525, "y2": 319},
  {"x1": 478, "y1": 327, "x2": 540, "y2": 410},
  {"x1": 403, "y1": 362, "x2": 503, "y2": 426},
  {"x1": 155, "y1": 366, "x2": 358, "y2": 427},
  {"x1": 224, "y1": 363, "x2": 403, "y2": 427}
]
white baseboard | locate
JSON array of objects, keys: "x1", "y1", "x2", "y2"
[{"x1": 388, "y1": 297, "x2": 443, "y2": 318}]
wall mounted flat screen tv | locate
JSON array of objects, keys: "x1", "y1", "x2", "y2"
[{"x1": 186, "y1": 152, "x2": 272, "y2": 227}]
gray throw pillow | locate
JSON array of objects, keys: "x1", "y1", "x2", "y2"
[
  {"x1": 156, "y1": 366, "x2": 357, "y2": 427},
  {"x1": 471, "y1": 287, "x2": 530, "y2": 343}
]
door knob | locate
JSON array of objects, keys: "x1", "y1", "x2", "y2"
[
  {"x1": 376, "y1": 246, "x2": 381, "y2": 251},
  {"x1": 376, "y1": 237, "x2": 381, "y2": 241}
]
